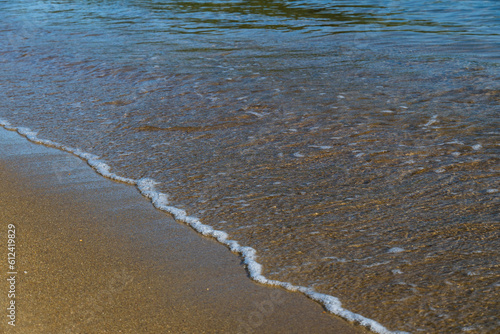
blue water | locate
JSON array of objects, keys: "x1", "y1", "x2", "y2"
[{"x1": 1, "y1": 1, "x2": 499, "y2": 333}]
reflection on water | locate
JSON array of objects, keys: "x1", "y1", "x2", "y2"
[
  {"x1": 5, "y1": 0, "x2": 500, "y2": 37},
  {"x1": 1, "y1": 0, "x2": 499, "y2": 333}
]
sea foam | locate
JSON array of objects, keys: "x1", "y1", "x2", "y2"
[{"x1": 0, "y1": 119, "x2": 408, "y2": 334}]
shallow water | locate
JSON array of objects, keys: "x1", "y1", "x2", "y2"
[{"x1": 1, "y1": 1, "x2": 499, "y2": 332}]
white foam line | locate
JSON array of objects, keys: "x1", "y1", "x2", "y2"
[
  {"x1": 0, "y1": 119, "x2": 407, "y2": 334},
  {"x1": 1, "y1": 120, "x2": 136, "y2": 185}
]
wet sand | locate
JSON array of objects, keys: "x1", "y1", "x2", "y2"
[{"x1": 0, "y1": 127, "x2": 366, "y2": 333}]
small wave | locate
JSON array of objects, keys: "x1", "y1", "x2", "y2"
[{"x1": 0, "y1": 118, "x2": 408, "y2": 334}]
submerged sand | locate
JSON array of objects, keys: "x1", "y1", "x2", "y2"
[{"x1": 0, "y1": 128, "x2": 365, "y2": 333}]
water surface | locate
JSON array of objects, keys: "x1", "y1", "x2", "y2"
[{"x1": 1, "y1": 1, "x2": 499, "y2": 332}]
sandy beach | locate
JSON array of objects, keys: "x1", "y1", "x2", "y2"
[
  {"x1": 1, "y1": 2, "x2": 498, "y2": 332},
  {"x1": 0, "y1": 127, "x2": 366, "y2": 333}
]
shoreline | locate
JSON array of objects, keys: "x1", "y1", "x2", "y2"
[{"x1": 0, "y1": 127, "x2": 366, "y2": 333}]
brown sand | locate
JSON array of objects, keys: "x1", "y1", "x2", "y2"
[{"x1": 0, "y1": 128, "x2": 366, "y2": 333}]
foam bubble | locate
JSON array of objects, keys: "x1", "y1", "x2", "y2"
[
  {"x1": 246, "y1": 111, "x2": 265, "y2": 118},
  {"x1": 423, "y1": 115, "x2": 438, "y2": 128},
  {"x1": 309, "y1": 145, "x2": 332, "y2": 150}
]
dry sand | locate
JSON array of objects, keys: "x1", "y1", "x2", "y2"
[{"x1": 0, "y1": 127, "x2": 366, "y2": 333}]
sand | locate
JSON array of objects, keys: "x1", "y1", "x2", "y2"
[{"x1": 0, "y1": 127, "x2": 366, "y2": 333}]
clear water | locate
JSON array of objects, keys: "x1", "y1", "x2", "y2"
[{"x1": 1, "y1": 1, "x2": 499, "y2": 332}]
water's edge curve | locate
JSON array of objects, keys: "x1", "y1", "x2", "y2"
[{"x1": 0, "y1": 118, "x2": 408, "y2": 334}]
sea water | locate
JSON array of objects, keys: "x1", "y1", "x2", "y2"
[{"x1": 0, "y1": 1, "x2": 499, "y2": 332}]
